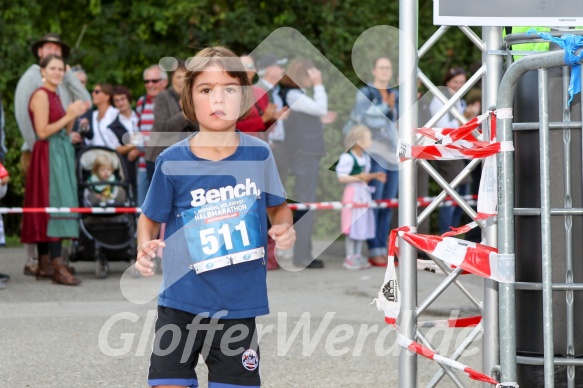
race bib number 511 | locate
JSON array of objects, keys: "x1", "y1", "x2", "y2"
[{"x1": 180, "y1": 194, "x2": 264, "y2": 274}]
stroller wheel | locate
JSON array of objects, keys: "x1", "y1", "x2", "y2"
[{"x1": 95, "y1": 255, "x2": 109, "y2": 279}]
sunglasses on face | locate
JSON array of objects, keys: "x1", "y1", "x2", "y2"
[{"x1": 144, "y1": 79, "x2": 162, "y2": 84}]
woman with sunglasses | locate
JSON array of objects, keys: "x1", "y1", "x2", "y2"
[
  {"x1": 21, "y1": 54, "x2": 89, "y2": 285},
  {"x1": 80, "y1": 83, "x2": 121, "y2": 150},
  {"x1": 428, "y1": 67, "x2": 473, "y2": 234}
]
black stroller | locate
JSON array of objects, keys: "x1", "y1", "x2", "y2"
[{"x1": 67, "y1": 146, "x2": 138, "y2": 278}]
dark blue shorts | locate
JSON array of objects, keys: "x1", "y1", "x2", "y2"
[{"x1": 148, "y1": 306, "x2": 261, "y2": 388}]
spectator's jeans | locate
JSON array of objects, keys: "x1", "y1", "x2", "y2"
[
  {"x1": 137, "y1": 168, "x2": 150, "y2": 207},
  {"x1": 137, "y1": 161, "x2": 156, "y2": 207},
  {"x1": 438, "y1": 183, "x2": 469, "y2": 234},
  {"x1": 288, "y1": 154, "x2": 321, "y2": 264},
  {"x1": 367, "y1": 157, "x2": 399, "y2": 258}
]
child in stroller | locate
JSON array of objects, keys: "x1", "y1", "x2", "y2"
[
  {"x1": 68, "y1": 147, "x2": 137, "y2": 278},
  {"x1": 84, "y1": 154, "x2": 127, "y2": 206}
]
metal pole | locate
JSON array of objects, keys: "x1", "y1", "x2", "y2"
[
  {"x1": 497, "y1": 49, "x2": 569, "y2": 384},
  {"x1": 398, "y1": 0, "x2": 418, "y2": 386},
  {"x1": 482, "y1": 26, "x2": 502, "y2": 387},
  {"x1": 564, "y1": 66, "x2": 575, "y2": 388},
  {"x1": 418, "y1": 26, "x2": 450, "y2": 59},
  {"x1": 561, "y1": 65, "x2": 575, "y2": 388},
  {"x1": 538, "y1": 67, "x2": 555, "y2": 388}
]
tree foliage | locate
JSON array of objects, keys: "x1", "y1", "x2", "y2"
[{"x1": 0, "y1": 0, "x2": 482, "y2": 236}]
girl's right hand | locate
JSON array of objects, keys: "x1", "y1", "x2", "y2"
[{"x1": 135, "y1": 239, "x2": 166, "y2": 276}]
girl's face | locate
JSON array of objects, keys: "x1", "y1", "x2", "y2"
[
  {"x1": 41, "y1": 58, "x2": 65, "y2": 87},
  {"x1": 446, "y1": 74, "x2": 466, "y2": 93},
  {"x1": 97, "y1": 165, "x2": 113, "y2": 181},
  {"x1": 192, "y1": 64, "x2": 243, "y2": 132}
]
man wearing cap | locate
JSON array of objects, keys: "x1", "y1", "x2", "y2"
[
  {"x1": 14, "y1": 32, "x2": 91, "y2": 276},
  {"x1": 256, "y1": 54, "x2": 289, "y2": 179}
]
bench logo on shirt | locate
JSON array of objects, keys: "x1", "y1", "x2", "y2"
[
  {"x1": 190, "y1": 178, "x2": 261, "y2": 207},
  {"x1": 242, "y1": 349, "x2": 259, "y2": 371}
]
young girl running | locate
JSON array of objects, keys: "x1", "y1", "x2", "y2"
[{"x1": 134, "y1": 46, "x2": 295, "y2": 388}]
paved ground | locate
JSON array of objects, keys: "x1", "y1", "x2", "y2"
[{"x1": 0, "y1": 240, "x2": 485, "y2": 387}]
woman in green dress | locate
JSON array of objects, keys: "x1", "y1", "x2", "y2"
[{"x1": 21, "y1": 54, "x2": 89, "y2": 285}]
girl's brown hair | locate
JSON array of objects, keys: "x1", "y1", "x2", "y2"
[
  {"x1": 181, "y1": 46, "x2": 253, "y2": 124},
  {"x1": 39, "y1": 54, "x2": 65, "y2": 69},
  {"x1": 442, "y1": 67, "x2": 467, "y2": 86}
]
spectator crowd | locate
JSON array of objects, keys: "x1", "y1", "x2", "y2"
[{"x1": 0, "y1": 32, "x2": 483, "y2": 288}]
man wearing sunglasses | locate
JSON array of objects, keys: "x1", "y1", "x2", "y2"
[{"x1": 135, "y1": 65, "x2": 168, "y2": 207}]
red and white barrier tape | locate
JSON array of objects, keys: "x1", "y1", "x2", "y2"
[
  {"x1": 375, "y1": 113, "x2": 516, "y2": 387},
  {"x1": 398, "y1": 112, "x2": 512, "y2": 161},
  {"x1": 398, "y1": 110, "x2": 512, "y2": 219},
  {"x1": 0, "y1": 207, "x2": 141, "y2": 214},
  {"x1": 398, "y1": 139, "x2": 511, "y2": 161},
  {"x1": 0, "y1": 195, "x2": 478, "y2": 214},
  {"x1": 397, "y1": 333, "x2": 511, "y2": 386},
  {"x1": 416, "y1": 315, "x2": 482, "y2": 329},
  {"x1": 377, "y1": 221, "x2": 512, "y2": 326},
  {"x1": 393, "y1": 225, "x2": 513, "y2": 284}
]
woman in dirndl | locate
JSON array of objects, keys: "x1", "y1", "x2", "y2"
[{"x1": 21, "y1": 54, "x2": 89, "y2": 285}]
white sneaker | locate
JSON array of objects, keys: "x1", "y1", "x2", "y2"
[
  {"x1": 343, "y1": 255, "x2": 369, "y2": 270},
  {"x1": 356, "y1": 255, "x2": 372, "y2": 269}
]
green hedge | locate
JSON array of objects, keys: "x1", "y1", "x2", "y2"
[{"x1": 0, "y1": 0, "x2": 482, "y2": 238}]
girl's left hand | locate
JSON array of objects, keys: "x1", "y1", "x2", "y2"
[{"x1": 268, "y1": 223, "x2": 296, "y2": 250}]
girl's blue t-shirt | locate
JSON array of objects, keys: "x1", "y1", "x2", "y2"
[{"x1": 141, "y1": 131, "x2": 286, "y2": 319}]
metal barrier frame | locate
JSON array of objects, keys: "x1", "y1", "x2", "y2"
[
  {"x1": 498, "y1": 47, "x2": 583, "y2": 387},
  {"x1": 398, "y1": 2, "x2": 502, "y2": 386},
  {"x1": 398, "y1": 1, "x2": 583, "y2": 386}
]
